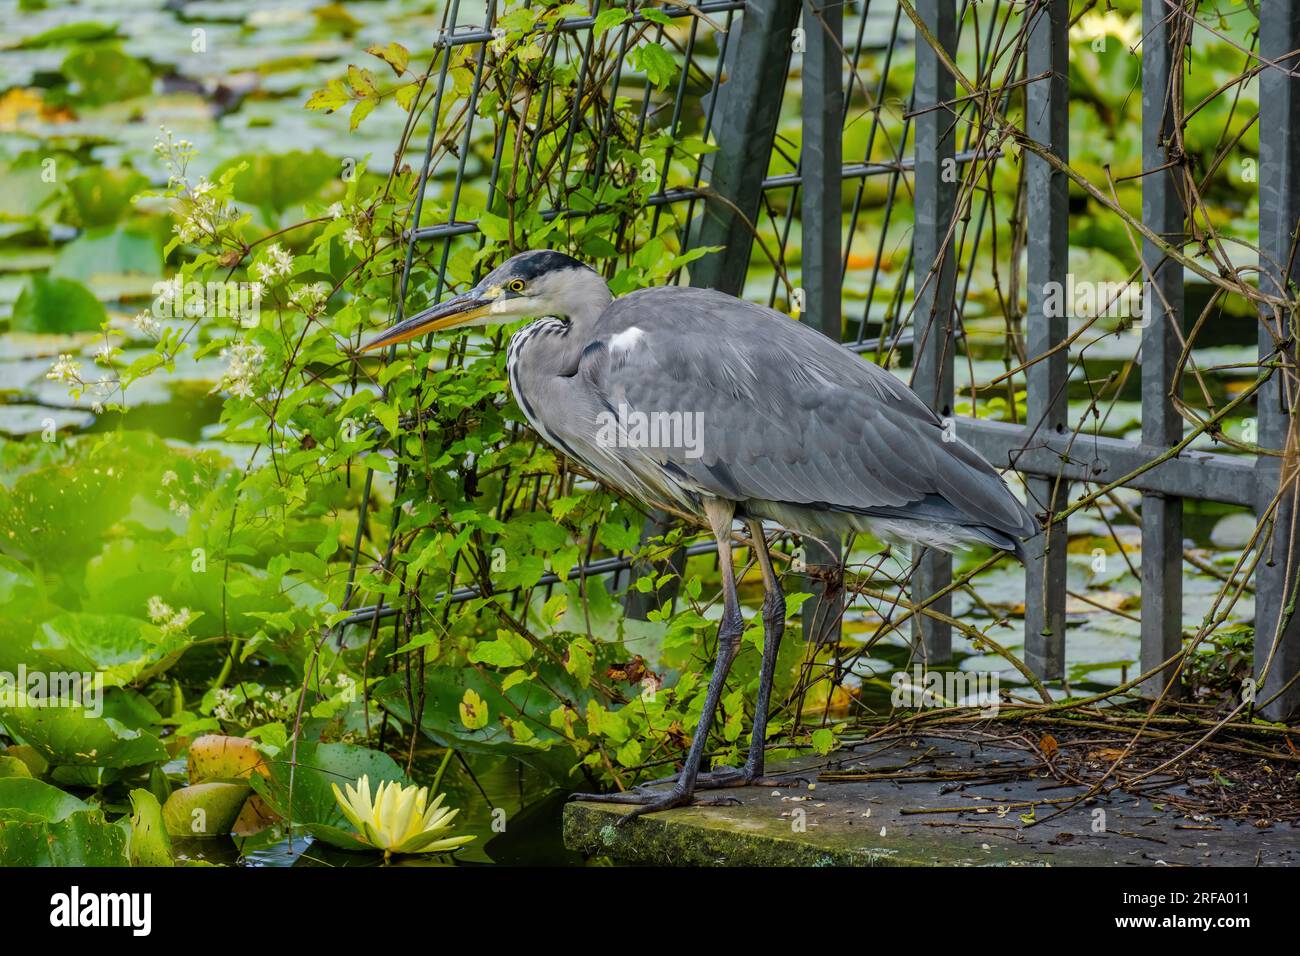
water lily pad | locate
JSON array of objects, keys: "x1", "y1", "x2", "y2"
[
  {"x1": 162, "y1": 781, "x2": 249, "y2": 838},
  {"x1": 212, "y1": 149, "x2": 338, "y2": 215},
  {"x1": 0, "y1": 404, "x2": 96, "y2": 436},
  {"x1": 0, "y1": 702, "x2": 168, "y2": 768},
  {"x1": 128, "y1": 788, "x2": 173, "y2": 866},
  {"x1": 187, "y1": 734, "x2": 268, "y2": 783},
  {"x1": 0, "y1": 777, "x2": 129, "y2": 865},
  {"x1": 61, "y1": 46, "x2": 153, "y2": 106},
  {"x1": 30, "y1": 611, "x2": 189, "y2": 687},
  {"x1": 249, "y1": 741, "x2": 407, "y2": 848},
  {"x1": 50, "y1": 223, "x2": 163, "y2": 286},
  {"x1": 11, "y1": 274, "x2": 106, "y2": 333},
  {"x1": 0, "y1": 756, "x2": 33, "y2": 778},
  {"x1": 4, "y1": 744, "x2": 48, "y2": 778},
  {"x1": 63, "y1": 167, "x2": 149, "y2": 228}
]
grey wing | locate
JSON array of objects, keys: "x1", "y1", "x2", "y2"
[{"x1": 579, "y1": 286, "x2": 1038, "y2": 542}]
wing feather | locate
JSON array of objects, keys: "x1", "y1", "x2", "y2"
[{"x1": 578, "y1": 286, "x2": 1037, "y2": 540}]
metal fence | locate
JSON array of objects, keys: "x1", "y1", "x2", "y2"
[{"x1": 344, "y1": 0, "x2": 1300, "y2": 722}]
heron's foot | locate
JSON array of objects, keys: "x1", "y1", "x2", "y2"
[
  {"x1": 569, "y1": 784, "x2": 741, "y2": 825},
  {"x1": 639, "y1": 763, "x2": 808, "y2": 790}
]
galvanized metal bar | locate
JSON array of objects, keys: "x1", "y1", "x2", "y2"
[
  {"x1": 959, "y1": 417, "x2": 1256, "y2": 508},
  {"x1": 408, "y1": 152, "x2": 993, "y2": 242},
  {"x1": 909, "y1": 0, "x2": 957, "y2": 663},
  {"x1": 1023, "y1": 0, "x2": 1070, "y2": 680},
  {"x1": 625, "y1": 0, "x2": 800, "y2": 621},
  {"x1": 799, "y1": 0, "x2": 845, "y2": 644},
  {"x1": 688, "y1": 0, "x2": 801, "y2": 293},
  {"x1": 1138, "y1": 0, "x2": 1187, "y2": 699},
  {"x1": 1255, "y1": 0, "x2": 1300, "y2": 722}
]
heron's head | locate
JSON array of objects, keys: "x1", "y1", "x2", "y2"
[{"x1": 359, "y1": 250, "x2": 610, "y2": 352}]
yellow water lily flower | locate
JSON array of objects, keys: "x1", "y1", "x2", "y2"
[{"x1": 331, "y1": 774, "x2": 475, "y2": 857}]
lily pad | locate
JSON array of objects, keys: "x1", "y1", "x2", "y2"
[
  {"x1": 30, "y1": 611, "x2": 189, "y2": 687},
  {"x1": 162, "y1": 781, "x2": 250, "y2": 838},
  {"x1": 249, "y1": 740, "x2": 407, "y2": 849},
  {"x1": 61, "y1": 46, "x2": 153, "y2": 106},
  {"x1": 0, "y1": 777, "x2": 129, "y2": 866},
  {"x1": 10, "y1": 274, "x2": 106, "y2": 333},
  {"x1": 0, "y1": 756, "x2": 33, "y2": 778},
  {"x1": 50, "y1": 224, "x2": 163, "y2": 286},
  {"x1": 0, "y1": 404, "x2": 96, "y2": 437},
  {"x1": 0, "y1": 701, "x2": 168, "y2": 768},
  {"x1": 187, "y1": 734, "x2": 268, "y2": 783},
  {"x1": 128, "y1": 788, "x2": 173, "y2": 866}
]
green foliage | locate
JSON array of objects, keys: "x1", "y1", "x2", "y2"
[{"x1": 11, "y1": 274, "x2": 106, "y2": 332}]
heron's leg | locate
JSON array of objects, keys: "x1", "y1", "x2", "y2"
[
  {"x1": 668, "y1": 519, "x2": 800, "y2": 789},
  {"x1": 571, "y1": 498, "x2": 744, "y2": 821},
  {"x1": 741, "y1": 517, "x2": 785, "y2": 780}
]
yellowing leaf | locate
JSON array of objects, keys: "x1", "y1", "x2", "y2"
[
  {"x1": 459, "y1": 688, "x2": 489, "y2": 730},
  {"x1": 367, "y1": 42, "x2": 410, "y2": 76}
]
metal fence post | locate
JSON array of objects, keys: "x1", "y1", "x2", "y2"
[
  {"x1": 1023, "y1": 0, "x2": 1070, "y2": 681},
  {"x1": 624, "y1": 0, "x2": 800, "y2": 622},
  {"x1": 910, "y1": 0, "x2": 957, "y2": 662},
  {"x1": 798, "y1": 0, "x2": 845, "y2": 644},
  {"x1": 1138, "y1": 0, "x2": 1187, "y2": 699},
  {"x1": 1254, "y1": 0, "x2": 1300, "y2": 722}
]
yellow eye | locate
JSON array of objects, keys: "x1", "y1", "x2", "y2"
[{"x1": 507, "y1": 279, "x2": 526, "y2": 293}]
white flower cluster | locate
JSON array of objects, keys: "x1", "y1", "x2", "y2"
[
  {"x1": 45, "y1": 353, "x2": 81, "y2": 384},
  {"x1": 289, "y1": 281, "x2": 330, "y2": 313},
  {"x1": 146, "y1": 595, "x2": 195, "y2": 635},
  {"x1": 254, "y1": 243, "x2": 295, "y2": 283},
  {"x1": 152, "y1": 125, "x2": 197, "y2": 179},
  {"x1": 210, "y1": 341, "x2": 266, "y2": 399},
  {"x1": 132, "y1": 309, "x2": 161, "y2": 337}
]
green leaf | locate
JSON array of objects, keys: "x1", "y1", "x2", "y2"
[
  {"x1": 162, "y1": 782, "x2": 250, "y2": 838},
  {"x1": 128, "y1": 789, "x2": 173, "y2": 866},
  {"x1": 366, "y1": 41, "x2": 409, "y2": 75},
  {"x1": 50, "y1": 224, "x2": 162, "y2": 284},
  {"x1": 16, "y1": 21, "x2": 119, "y2": 49},
  {"x1": 564, "y1": 636, "x2": 595, "y2": 688},
  {"x1": 592, "y1": 8, "x2": 630, "y2": 35},
  {"x1": 468, "y1": 638, "x2": 526, "y2": 668},
  {"x1": 810, "y1": 728, "x2": 837, "y2": 756},
  {"x1": 477, "y1": 211, "x2": 511, "y2": 242},
  {"x1": 305, "y1": 81, "x2": 350, "y2": 112},
  {"x1": 212, "y1": 151, "x2": 339, "y2": 214},
  {"x1": 61, "y1": 46, "x2": 153, "y2": 105},
  {"x1": 0, "y1": 778, "x2": 129, "y2": 866},
  {"x1": 249, "y1": 741, "x2": 407, "y2": 847},
  {"x1": 0, "y1": 756, "x2": 33, "y2": 779},
  {"x1": 0, "y1": 702, "x2": 168, "y2": 768},
  {"x1": 630, "y1": 42, "x2": 676, "y2": 88},
  {"x1": 63, "y1": 167, "x2": 148, "y2": 228},
  {"x1": 11, "y1": 274, "x2": 106, "y2": 333},
  {"x1": 349, "y1": 97, "x2": 376, "y2": 131},
  {"x1": 31, "y1": 611, "x2": 188, "y2": 687}
]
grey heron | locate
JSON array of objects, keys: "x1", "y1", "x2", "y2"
[{"x1": 361, "y1": 250, "x2": 1038, "y2": 820}]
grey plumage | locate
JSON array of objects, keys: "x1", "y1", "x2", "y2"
[
  {"x1": 502, "y1": 276, "x2": 1037, "y2": 559},
  {"x1": 362, "y1": 250, "x2": 1039, "y2": 818}
]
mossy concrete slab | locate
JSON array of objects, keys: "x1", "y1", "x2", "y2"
[{"x1": 564, "y1": 736, "x2": 1300, "y2": 866}]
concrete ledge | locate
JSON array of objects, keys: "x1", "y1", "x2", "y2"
[{"x1": 563, "y1": 737, "x2": 1300, "y2": 866}]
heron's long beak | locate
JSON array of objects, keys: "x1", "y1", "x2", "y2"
[{"x1": 358, "y1": 289, "x2": 491, "y2": 353}]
